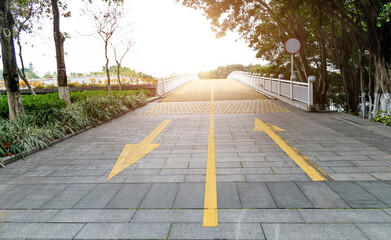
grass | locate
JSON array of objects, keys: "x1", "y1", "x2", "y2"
[{"x1": 0, "y1": 89, "x2": 149, "y2": 160}]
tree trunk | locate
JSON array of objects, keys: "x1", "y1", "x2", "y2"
[
  {"x1": 51, "y1": 0, "x2": 70, "y2": 105},
  {"x1": 0, "y1": 0, "x2": 25, "y2": 120},
  {"x1": 104, "y1": 41, "x2": 111, "y2": 93},
  {"x1": 17, "y1": 68, "x2": 36, "y2": 96},
  {"x1": 357, "y1": 49, "x2": 365, "y2": 118},
  {"x1": 117, "y1": 62, "x2": 121, "y2": 91},
  {"x1": 314, "y1": 29, "x2": 330, "y2": 111}
]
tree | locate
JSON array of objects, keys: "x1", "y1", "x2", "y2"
[
  {"x1": 51, "y1": 0, "x2": 70, "y2": 104},
  {"x1": 0, "y1": 0, "x2": 25, "y2": 119},
  {"x1": 88, "y1": 2, "x2": 123, "y2": 93},
  {"x1": 11, "y1": 0, "x2": 43, "y2": 96},
  {"x1": 111, "y1": 37, "x2": 134, "y2": 91}
]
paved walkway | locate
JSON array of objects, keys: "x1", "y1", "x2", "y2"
[{"x1": 1, "y1": 79, "x2": 391, "y2": 239}]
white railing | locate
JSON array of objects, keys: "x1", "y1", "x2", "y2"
[
  {"x1": 156, "y1": 73, "x2": 199, "y2": 96},
  {"x1": 228, "y1": 71, "x2": 316, "y2": 111}
]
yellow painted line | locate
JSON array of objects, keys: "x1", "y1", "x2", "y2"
[
  {"x1": 254, "y1": 118, "x2": 332, "y2": 181},
  {"x1": 203, "y1": 80, "x2": 218, "y2": 227},
  {"x1": 107, "y1": 119, "x2": 172, "y2": 181}
]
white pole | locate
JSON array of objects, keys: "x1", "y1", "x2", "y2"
[{"x1": 290, "y1": 54, "x2": 294, "y2": 100}]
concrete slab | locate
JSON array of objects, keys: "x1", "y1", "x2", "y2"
[
  {"x1": 262, "y1": 223, "x2": 367, "y2": 240},
  {"x1": 74, "y1": 223, "x2": 170, "y2": 239},
  {"x1": 49, "y1": 209, "x2": 135, "y2": 223},
  {"x1": 106, "y1": 183, "x2": 151, "y2": 209},
  {"x1": 173, "y1": 183, "x2": 204, "y2": 208},
  {"x1": 237, "y1": 182, "x2": 277, "y2": 208},
  {"x1": 169, "y1": 223, "x2": 265, "y2": 240},
  {"x1": 73, "y1": 184, "x2": 123, "y2": 209},
  {"x1": 266, "y1": 182, "x2": 313, "y2": 208},
  {"x1": 0, "y1": 223, "x2": 84, "y2": 239},
  {"x1": 139, "y1": 183, "x2": 179, "y2": 208}
]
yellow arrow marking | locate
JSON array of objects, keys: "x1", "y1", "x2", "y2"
[
  {"x1": 203, "y1": 80, "x2": 218, "y2": 227},
  {"x1": 106, "y1": 119, "x2": 172, "y2": 181},
  {"x1": 254, "y1": 118, "x2": 332, "y2": 182}
]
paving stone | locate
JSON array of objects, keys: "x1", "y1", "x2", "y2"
[
  {"x1": 299, "y1": 209, "x2": 391, "y2": 223},
  {"x1": 216, "y1": 168, "x2": 273, "y2": 174},
  {"x1": 41, "y1": 184, "x2": 96, "y2": 209},
  {"x1": 356, "y1": 223, "x2": 391, "y2": 240},
  {"x1": 0, "y1": 223, "x2": 84, "y2": 239},
  {"x1": 216, "y1": 183, "x2": 241, "y2": 208},
  {"x1": 246, "y1": 174, "x2": 311, "y2": 182},
  {"x1": 218, "y1": 209, "x2": 303, "y2": 223},
  {"x1": 241, "y1": 162, "x2": 296, "y2": 168},
  {"x1": 267, "y1": 182, "x2": 313, "y2": 208},
  {"x1": 159, "y1": 169, "x2": 205, "y2": 175},
  {"x1": 136, "y1": 163, "x2": 189, "y2": 169},
  {"x1": 140, "y1": 183, "x2": 179, "y2": 208},
  {"x1": 106, "y1": 183, "x2": 151, "y2": 208},
  {"x1": 10, "y1": 184, "x2": 68, "y2": 209},
  {"x1": 124, "y1": 175, "x2": 185, "y2": 183},
  {"x1": 173, "y1": 183, "x2": 204, "y2": 208},
  {"x1": 169, "y1": 223, "x2": 264, "y2": 240},
  {"x1": 0, "y1": 210, "x2": 59, "y2": 222},
  {"x1": 262, "y1": 223, "x2": 367, "y2": 240},
  {"x1": 328, "y1": 173, "x2": 378, "y2": 181},
  {"x1": 327, "y1": 181, "x2": 387, "y2": 208},
  {"x1": 74, "y1": 184, "x2": 122, "y2": 209},
  {"x1": 296, "y1": 182, "x2": 350, "y2": 208},
  {"x1": 355, "y1": 181, "x2": 391, "y2": 206},
  {"x1": 75, "y1": 223, "x2": 170, "y2": 239},
  {"x1": 237, "y1": 182, "x2": 276, "y2": 208},
  {"x1": 0, "y1": 185, "x2": 42, "y2": 208},
  {"x1": 131, "y1": 209, "x2": 203, "y2": 223},
  {"x1": 330, "y1": 166, "x2": 391, "y2": 173},
  {"x1": 8, "y1": 176, "x2": 71, "y2": 184},
  {"x1": 49, "y1": 209, "x2": 135, "y2": 223},
  {"x1": 370, "y1": 173, "x2": 391, "y2": 180}
]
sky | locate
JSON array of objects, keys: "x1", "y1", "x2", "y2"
[{"x1": 4, "y1": 0, "x2": 265, "y2": 78}]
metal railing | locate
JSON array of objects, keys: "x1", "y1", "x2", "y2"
[
  {"x1": 156, "y1": 73, "x2": 199, "y2": 96},
  {"x1": 228, "y1": 71, "x2": 316, "y2": 111}
]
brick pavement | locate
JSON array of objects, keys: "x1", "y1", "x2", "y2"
[{"x1": 0, "y1": 79, "x2": 391, "y2": 239}]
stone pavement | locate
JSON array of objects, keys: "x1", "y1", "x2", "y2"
[{"x1": 1, "y1": 79, "x2": 391, "y2": 239}]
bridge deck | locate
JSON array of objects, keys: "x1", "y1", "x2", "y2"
[{"x1": 1, "y1": 79, "x2": 391, "y2": 239}]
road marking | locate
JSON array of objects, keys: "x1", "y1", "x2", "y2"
[
  {"x1": 106, "y1": 119, "x2": 172, "y2": 181},
  {"x1": 203, "y1": 80, "x2": 218, "y2": 227},
  {"x1": 254, "y1": 118, "x2": 332, "y2": 181}
]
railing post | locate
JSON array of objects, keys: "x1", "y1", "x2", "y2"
[
  {"x1": 270, "y1": 74, "x2": 275, "y2": 93},
  {"x1": 263, "y1": 73, "x2": 267, "y2": 90},
  {"x1": 308, "y1": 76, "x2": 316, "y2": 111},
  {"x1": 290, "y1": 75, "x2": 297, "y2": 100},
  {"x1": 278, "y1": 74, "x2": 284, "y2": 96}
]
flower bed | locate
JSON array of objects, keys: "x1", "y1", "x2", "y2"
[{"x1": 0, "y1": 90, "x2": 148, "y2": 162}]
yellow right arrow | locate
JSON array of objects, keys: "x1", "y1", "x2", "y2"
[{"x1": 254, "y1": 118, "x2": 332, "y2": 181}]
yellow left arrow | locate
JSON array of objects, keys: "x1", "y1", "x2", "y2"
[{"x1": 107, "y1": 119, "x2": 172, "y2": 181}]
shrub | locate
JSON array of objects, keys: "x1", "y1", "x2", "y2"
[
  {"x1": 0, "y1": 91, "x2": 147, "y2": 159},
  {"x1": 372, "y1": 111, "x2": 391, "y2": 126}
]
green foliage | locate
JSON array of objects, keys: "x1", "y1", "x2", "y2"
[
  {"x1": 0, "y1": 90, "x2": 147, "y2": 158},
  {"x1": 377, "y1": 2, "x2": 391, "y2": 27},
  {"x1": 198, "y1": 64, "x2": 255, "y2": 79},
  {"x1": 100, "y1": 66, "x2": 155, "y2": 79},
  {"x1": 372, "y1": 111, "x2": 391, "y2": 126},
  {"x1": 0, "y1": 93, "x2": 67, "y2": 119}
]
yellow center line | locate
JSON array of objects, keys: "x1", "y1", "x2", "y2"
[
  {"x1": 203, "y1": 81, "x2": 218, "y2": 227},
  {"x1": 107, "y1": 119, "x2": 172, "y2": 181},
  {"x1": 254, "y1": 118, "x2": 332, "y2": 181}
]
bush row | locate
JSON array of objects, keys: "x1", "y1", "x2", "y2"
[
  {"x1": 0, "y1": 89, "x2": 149, "y2": 119},
  {"x1": 0, "y1": 90, "x2": 148, "y2": 160}
]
